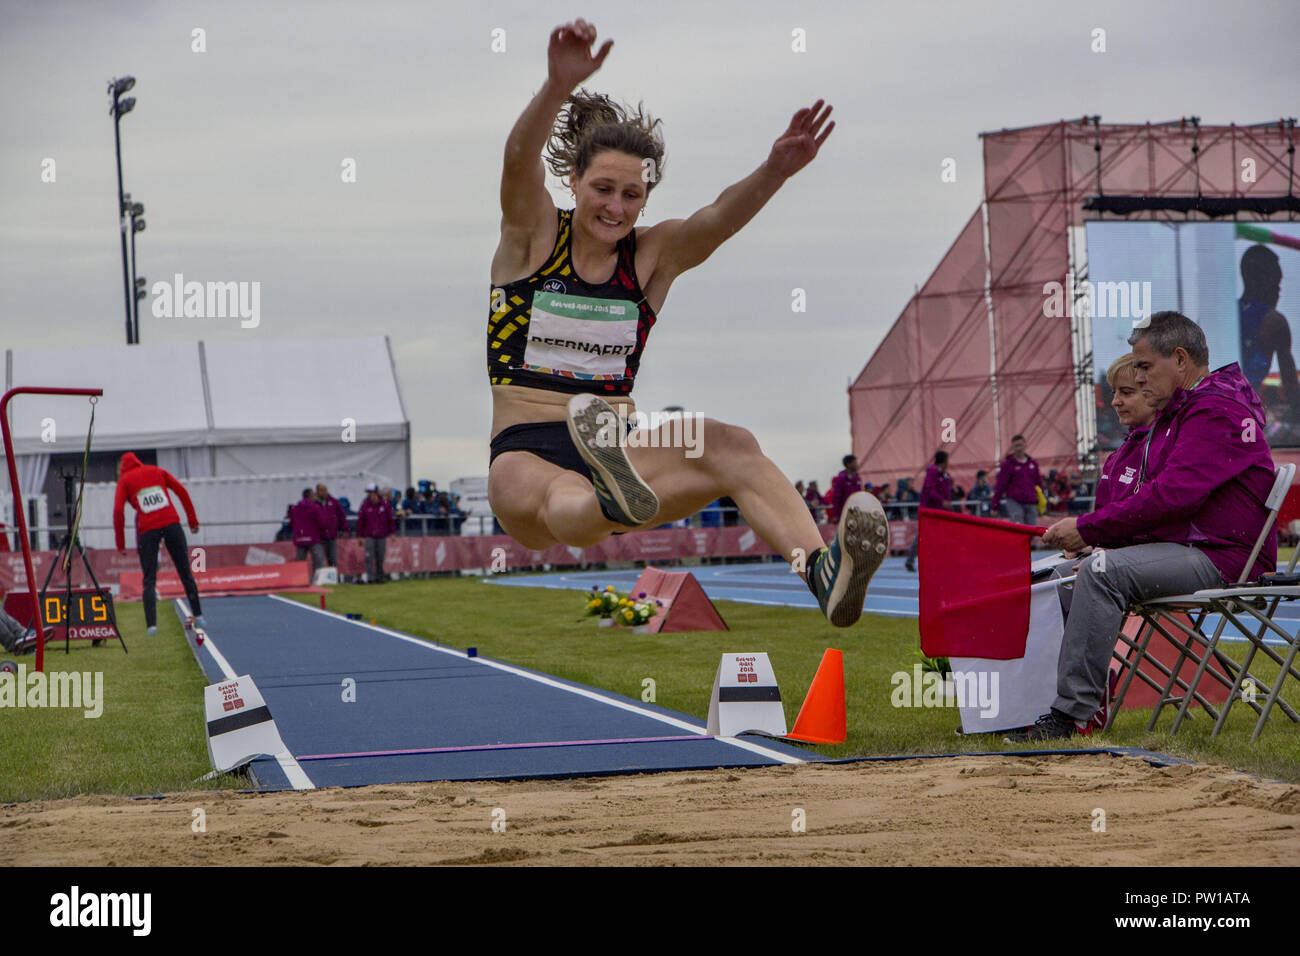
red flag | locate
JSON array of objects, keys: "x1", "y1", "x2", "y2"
[{"x1": 918, "y1": 508, "x2": 1042, "y2": 659}]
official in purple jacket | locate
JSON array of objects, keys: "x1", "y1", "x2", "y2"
[
  {"x1": 1010, "y1": 312, "x2": 1277, "y2": 741},
  {"x1": 904, "y1": 450, "x2": 953, "y2": 572},
  {"x1": 315, "y1": 483, "x2": 349, "y2": 567},
  {"x1": 1094, "y1": 353, "x2": 1157, "y2": 511},
  {"x1": 990, "y1": 435, "x2": 1044, "y2": 526},
  {"x1": 290, "y1": 489, "x2": 326, "y2": 579},
  {"x1": 358, "y1": 482, "x2": 397, "y2": 584}
]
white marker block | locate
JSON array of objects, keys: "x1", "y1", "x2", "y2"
[
  {"x1": 204, "y1": 675, "x2": 291, "y2": 773},
  {"x1": 706, "y1": 652, "x2": 786, "y2": 737},
  {"x1": 313, "y1": 567, "x2": 339, "y2": 586}
]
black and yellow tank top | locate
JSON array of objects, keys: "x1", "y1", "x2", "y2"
[{"x1": 487, "y1": 208, "x2": 657, "y2": 396}]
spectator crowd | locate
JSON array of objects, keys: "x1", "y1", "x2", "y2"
[
  {"x1": 274, "y1": 479, "x2": 469, "y2": 583},
  {"x1": 792, "y1": 446, "x2": 1094, "y2": 526}
]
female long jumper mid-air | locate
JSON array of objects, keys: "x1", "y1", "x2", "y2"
[{"x1": 486, "y1": 18, "x2": 888, "y2": 626}]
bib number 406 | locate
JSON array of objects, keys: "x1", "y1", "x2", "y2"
[{"x1": 137, "y1": 486, "x2": 168, "y2": 513}]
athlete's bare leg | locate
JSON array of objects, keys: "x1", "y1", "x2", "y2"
[
  {"x1": 489, "y1": 418, "x2": 824, "y2": 568},
  {"x1": 627, "y1": 419, "x2": 825, "y2": 570},
  {"x1": 488, "y1": 452, "x2": 609, "y2": 549}
]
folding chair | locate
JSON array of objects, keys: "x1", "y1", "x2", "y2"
[{"x1": 1107, "y1": 462, "x2": 1300, "y2": 739}]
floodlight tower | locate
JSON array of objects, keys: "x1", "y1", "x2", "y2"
[{"x1": 108, "y1": 76, "x2": 137, "y2": 344}]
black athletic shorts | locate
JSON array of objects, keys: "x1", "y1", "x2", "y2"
[{"x1": 490, "y1": 422, "x2": 592, "y2": 480}]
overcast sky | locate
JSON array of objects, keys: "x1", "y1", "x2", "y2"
[{"x1": 2, "y1": 0, "x2": 1297, "y2": 487}]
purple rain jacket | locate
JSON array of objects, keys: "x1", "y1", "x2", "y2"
[
  {"x1": 290, "y1": 498, "x2": 324, "y2": 548},
  {"x1": 357, "y1": 496, "x2": 396, "y2": 538},
  {"x1": 1077, "y1": 363, "x2": 1276, "y2": 583},
  {"x1": 317, "y1": 494, "x2": 348, "y2": 540},
  {"x1": 991, "y1": 454, "x2": 1042, "y2": 509},
  {"x1": 919, "y1": 464, "x2": 953, "y2": 509},
  {"x1": 1093, "y1": 425, "x2": 1150, "y2": 510}
]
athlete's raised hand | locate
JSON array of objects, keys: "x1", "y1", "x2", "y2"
[
  {"x1": 766, "y1": 99, "x2": 835, "y2": 179},
  {"x1": 548, "y1": 19, "x2": 613, "y2": 90}
]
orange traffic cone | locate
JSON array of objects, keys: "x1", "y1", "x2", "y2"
[{"x1": 787, "y1": 648, "x2": 846, "y2": 744}]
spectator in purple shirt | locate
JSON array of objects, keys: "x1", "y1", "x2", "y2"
[
  {"x1": 315, "y1": 483, "x2": 349, "y2": 567},
  {"x1": 357, "y1": 482, "x2": 397, "y2": 584},
  {"x1": 991, "y1": 434, "x2": 1044, "y2": 526},
  {"x1": 1011, "y1": 311, "x2": 1276, "y2": 741},
  {"x1": 290, "y1": 488, "x2": 326, "y2": 579},
  {"x1": 905, "y1": 450, "x2": 953, "y2": 572},
  {"x1": 829, "y1": 455, "x2": 863, "y2": 523}
]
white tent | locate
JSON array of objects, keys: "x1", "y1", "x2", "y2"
[{"x1": 4, "y1": 336, "x2": 410, "y2": 496}]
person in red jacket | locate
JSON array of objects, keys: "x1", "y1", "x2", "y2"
[
  {"x1": 113, "y1": 452, "x2": 204, "y2": 634},
  {"x1": 357, "y1": 483, "x2": 396, "y2": 583}
]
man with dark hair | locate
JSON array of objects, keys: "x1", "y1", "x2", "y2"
[
  {"x1": 829, "y1": 454, "x2": 862, "y2": 523},
  {"x1": 991, "y1": 434, "x2": 1043, "y2": 526},
  {"x1": 905, "y1": 450, "x2": 952, "y2": 572},
  {"x1": 1009, "y1": 310, "x2": 1276, "y2": 741},
  {"x1": 1239, "y1": 244, "x2": 1297, "y2": 414}
]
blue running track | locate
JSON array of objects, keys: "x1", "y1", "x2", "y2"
[{"x1": 176, "y1": 594, "x2": 815, "y2": 792}]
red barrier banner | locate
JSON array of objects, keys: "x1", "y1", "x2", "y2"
[{"x1": 118, "y1": 562, "x2": 310, "y2": 600}]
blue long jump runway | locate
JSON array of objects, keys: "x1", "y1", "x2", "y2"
[
  {"x1": 489, "y1": 559, "x2": 920, "y2": 617},
  {"x1": 176, "y1": 594, "x2": 813, "y2": 792},
  {"x1": 487, "y1": 557, "x2": 1298, "y2": 646}
]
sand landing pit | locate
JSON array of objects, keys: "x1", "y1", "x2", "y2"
[{"x1": 3, "y1": 753, "x2": 1297, "y2": 866}]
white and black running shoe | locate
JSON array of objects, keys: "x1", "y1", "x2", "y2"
[
  {"x1": 567, "y1": 394, "x2": 660, "y2": 527},
  {"x1": 808, "y1": 491, "x2": 889, "y2": 627}
]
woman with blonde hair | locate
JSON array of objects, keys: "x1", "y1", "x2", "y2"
[{"x1": 1094, "y1": 353, "x2": 1157, "y2": 509}]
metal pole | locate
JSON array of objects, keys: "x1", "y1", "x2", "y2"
[
  {"x1": 1, "y1": 387, "x2": 104, "y2": 674},
  {"x1": 114, "y1": 115, "x2": 132, "y2": 345},
  {"x1": 129, "y1": 213, "x2": 140, "y2": 344}
]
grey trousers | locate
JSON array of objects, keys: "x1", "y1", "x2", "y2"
[
  {"x1": 1001, "y1": 499, "x2": 1038, "y2": 525},
  {"x1": 295, "y1": 543, "x2": 326, "y2": 578},
  {"x1": 365, "y1": 537, "x2": 387, "y2": 581},
  {"x1": 0, "y1": 606, "x2": 27, "y2": 651},
  {"x1": 1052, "y1": 542, "x2": 1223, "y2": 720}
]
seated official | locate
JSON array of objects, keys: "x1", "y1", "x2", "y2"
[
  {"x1": 1010, "y1": 311, "x2": 1276, "y2": 741},
  {"x1": 1094, "y1": 352, "x2": 1158, "y2": 510}
]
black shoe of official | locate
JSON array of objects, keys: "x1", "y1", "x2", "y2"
[{"x1": 1004, "y1": 708, "x2": 1081, "y2": 743}]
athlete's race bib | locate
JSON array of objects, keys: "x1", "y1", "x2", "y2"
[
  {"x1": 137, "y1": 485, "x2": 169, "y2": 514},
  {"x1": 522, "y1": 291, "x2": 637, "y2": 380}
]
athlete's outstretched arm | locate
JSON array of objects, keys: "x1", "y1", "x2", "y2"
[
  {"x1": 650, "y1": 100, "x2": 835, "y2": 279},
  {"x1": 499, "y1": 19, "x2": 612, "y2": 231}
]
